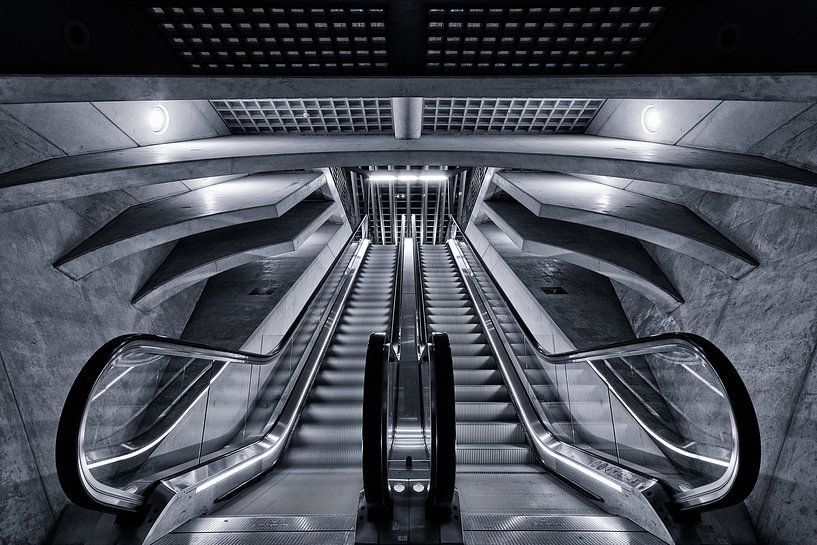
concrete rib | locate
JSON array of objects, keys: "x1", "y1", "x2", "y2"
[
  {"x1": 493, "y1": 171, "x2": 757, "y2": 278},
  {"x1": 1, "y1": 134, "x2": 816, "y2": 212},
  {"x1": 54, "y1": 171, "x2": 325, "y2": 279},
  {"x1": 132, "y1": 201, "x2": 337, "y2": 310},
  {"x1": 482, "y1": 200, "x2": 683, "y2": 311}
]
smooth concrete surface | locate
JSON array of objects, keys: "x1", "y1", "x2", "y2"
[
  {"x1": 588, "y1": 99, "x2": 722, "y2": 146},
  {"x1": 7, "y1": 74, "x2": 817, "y2": 103},
  {"x1": 465, "y1": 220, "x2": 575, "y2": 354},
  {"x1": 2, "y1": 134, "x2": 817, "y2": 213},
  {"x1": 181, "y1": 221, "x2": 349, "y2": 353},
  {"x1": 0, "y1": 191, "x2": 203, "y2": 545},
  {"x1": 472, "y1": 220, "x2": 636, "y2": 350},
  {"x1": 494, "y1": 170, "x2": 757, "y2": 278},
  {"x1": 483, "y1": 199, "x2": 683, "y2": 311},
  {"x1": 55, "y1": 172, "x2": 325, "y2": 279},
  {"x1": 0, "y1": 100, "x2": 228, "y2": 171},
  {"x1": 1, "y1": 102, "x2": 137, "y2": 156},
  {"x1": 120, "y1": 174, "x2": 246, "y2": 204},
  {"x1": 241, "y1": 220, "x2": 351, "y2": 354},
  {"x1": 92, "y1": 100, "x2": 228, "y2": 146},
  {"x1": 611, "y1": 189, "x2": 817, "y2": 545},
  {"x1": 0, "y1": 108, "x2": 65, "y2": 175},
  {"x1": 133, "y1": 201, "x2": 337, "y2": 310}
]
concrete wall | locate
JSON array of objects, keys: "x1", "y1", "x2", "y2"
[
  {"x1": 0, "y1": 102, "x2": 232, "y2": 544},
  {"x1": 0, "y1": 192, "x2": 203, "y2": 545},
  {"x1": 589, "y1": 99, "x2": 817, "y2": 545}
]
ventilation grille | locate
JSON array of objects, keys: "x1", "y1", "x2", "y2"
[
  {"x1": 149, "y1": 5, "x2": 388, "y2": 74},
  {"x1": 423, "y1": 98, "x2": 603, "y2": 134},
  {"x1": 211, "y1": 98, "x2": 393, "y2": 133},
  {"x1": 426, "y1": 5, "x2": 666, "y2": 74},
  {"x1": 212, "y1": 97, "x2": 602, "y2": 134}
]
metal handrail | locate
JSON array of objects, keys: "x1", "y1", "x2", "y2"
[
  {"x1": 447, "y1": 217, "x2": 759, "y2": 512},
  {"x1": 414, "y1": 221, "x2": 429, "y2": 355},
  {"x1": 388, "y1": 217, "x2": 405, "y2": 358},
  {"x1": 56, "y1": 217, "x2": 370, "y2": 514}
]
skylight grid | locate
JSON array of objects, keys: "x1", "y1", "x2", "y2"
[
  {"x1": 149, "y1": 5, "x2": 389, "y2": 74},
  {"x1": 426, "y1": 5, "x2": 666, "y2": 74},
  {"x1": 422, "y1": 98, "x2": 604, "y2": 134},
  {"x1": 211, "y1": 98, "x2": 393, "y2": 134}
]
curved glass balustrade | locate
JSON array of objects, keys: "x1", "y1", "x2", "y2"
[
  {"x1": 57, "y1": 219, "x2": 369, "y2": 512},
  {"x1": 448, "y1": 219, "x2": 759, "y2": 511}
]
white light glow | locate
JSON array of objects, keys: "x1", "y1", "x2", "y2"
[
  {"x1": 368, "y1": 173, "x2": 448, "y2": 183},
  {"x1": 148, "y1": 105, "x2": 170, "y2": 134},
  {"x1": 640, "y1": 105, "x2": 661, "y2": 133}
]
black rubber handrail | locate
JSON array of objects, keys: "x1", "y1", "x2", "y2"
[
  {"x1": 56, "y1": 217, "x2": 367, "y2": 512},
  {"x1": 362, "y1": 332, "x2": 392, "y2": 520},
  {"x1": 425, "y1": 332, "x2": 456, "y2": 519},
  {"x1": 449, "y1": 217, "x2": 760, "y2": 511}
]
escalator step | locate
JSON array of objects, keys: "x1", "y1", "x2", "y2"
[
  {"x1": 456, "y1": 444, "x2": 536, "y2": 465},
  {"x1": 457, "y1": 422, "x2": 527, "y2": 444}
]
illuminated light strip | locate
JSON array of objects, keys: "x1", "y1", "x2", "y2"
[
  {"x1": 681, "y1": 363, "x2": 726, "y2": 399},
  {"x1": 195, "y1": 441, "x2": 277, "y2": 493},
  {"x1": 539, "y1": 441, "x2": 624, "y2": 493},
  {"x1": 86, "y1": 362, "x2": 231, "y2": 470},
  {"x1": 91, "y1": 366, "x2": 135, "y2": 402},
  {"x1": 593, "y1": 363, "x2": 731, "y2": 468},
  {"x1": 368, "y1": 173, "x2": 448, "y2": 182}
]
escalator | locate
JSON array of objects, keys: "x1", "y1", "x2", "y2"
[
  {"x1": 411, "y1": 220, "x2": 760, "y2": 545},
  {"x1": 173, "y1": 245, "x2": 398, "y2": 529},
  {"x1": 54, "y1": 214, "x2": 760, "y2": 545},
  {"x1": 419, "y1": 244, "x2": 666, "y2": 544},
  {"x1": 55, "y1": 219, "x2": 401, "y2": 545}
]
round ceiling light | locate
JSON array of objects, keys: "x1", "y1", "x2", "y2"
[
  {"x1": 640, "y1": 105, "x2": 661, "y2": 133},
  {"x1": 148, "y1": 105, "x2": 169, "y2": 134}
]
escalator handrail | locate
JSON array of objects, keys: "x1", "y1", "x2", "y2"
[
  {"x1": 448, "y1": 216, "x2": 760, "y2": 511},
  {"x1": 57, "y1": 217, "x2": 369, "y2": 513},
  {"x1": 414, "y1": 227, "x2": 428, "y2": 354},
  {"x1": 362, "y1": 333, "x2": 393, "y2": 520},
  {"x1": 388, "y1": 221, "x2": 405, "y2": 358},
  {"x1": 425, "y1": 332, "x2": 456, "y2": 519}
]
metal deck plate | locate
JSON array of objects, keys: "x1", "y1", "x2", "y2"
[
  {"x1": 464, "y1": 530, "x2": 666, "y2": 545},
  {"x1": 156, "y1": 530, "x2": 353, "y2": 545},
  {"x1": 177, "y1": 515, "x2": 356, "y2": 533},
  {"x1": 462, "y1": 514, "x2": 642, "y2": 533}
]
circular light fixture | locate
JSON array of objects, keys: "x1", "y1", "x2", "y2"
[
  {"x1": 148, "y1": 105, "x2": 169, "y2": 134},
  {"x1": 640, "y1": 105, "x2": 661, "y2": 133}
]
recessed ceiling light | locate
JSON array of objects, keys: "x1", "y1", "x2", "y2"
[
  {"x1": 148, "y1": 105, "x2": 170, "y2": 134},
  {"x1": 640, "y1": 105, "x2": 660, "y2": 133}
]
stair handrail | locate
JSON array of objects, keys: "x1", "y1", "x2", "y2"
[
  {"x1": 447, "y1": 216, "x2": 760, "y2": 512},
  {"x1": 56, "y1": 217, "x2": 369, "y2": 514}
]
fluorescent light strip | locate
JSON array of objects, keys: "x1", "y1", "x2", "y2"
[{"x1": 368, "y1": 173, "x2": 448, "y2": 182}]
